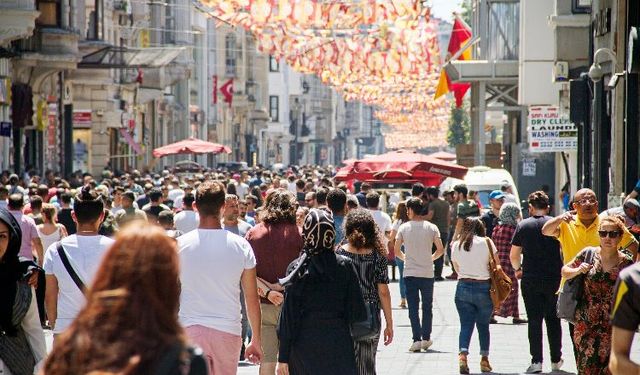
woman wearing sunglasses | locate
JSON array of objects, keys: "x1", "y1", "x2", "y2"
[{"x1": 561, "y1": 216, "x2": 634, "y2": 375}]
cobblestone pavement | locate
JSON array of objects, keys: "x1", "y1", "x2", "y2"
[
  {"x1": 239, "y1": 269, "x2": 640, "y2": 375},
  {"x1": 44, "y1": 269, "x2": 640, "y2": 374}
]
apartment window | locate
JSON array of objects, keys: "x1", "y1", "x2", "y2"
[
  {"x1": 86, "y1": 0, "x2": 104, "y2": 40},
  {"x1": 36, "y1": 0, "x2": 60, "y2": 27},
  {"x1": 269, "y1": 56, "x2": 279, "y2": 72},
  {"x1": 225, "y1": 33, "x2": 237, "y2": 77},
  {"x1": 269, "y1": 96, "x2": 279, "y2": 122}
]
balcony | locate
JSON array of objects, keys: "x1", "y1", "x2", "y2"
[
  {"x1": 0, "y1": 0, "x2": 40, "y2": 46},
  {"x1": 13, "y1": 27, "x2": 79, "y2": 67}
]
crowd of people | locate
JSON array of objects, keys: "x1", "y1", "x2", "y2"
[{"x1": 2, "y1": 166, "x2": 640, "y2": 375}]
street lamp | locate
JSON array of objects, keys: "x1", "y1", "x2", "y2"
[{"x1": 588, "y1": 48, "x2": 617, "y2": 82}]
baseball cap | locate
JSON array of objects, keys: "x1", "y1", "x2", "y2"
[{"x1": 489, "y1": 190, "x2": 505, "y2": 200}]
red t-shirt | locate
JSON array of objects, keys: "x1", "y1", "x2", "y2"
[{"x1": 245, "y1": 222, "x2": 303, "y2": 304}]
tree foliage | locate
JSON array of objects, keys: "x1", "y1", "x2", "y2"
[
  {"x1": 447, "y1": 100, "x2": 471, "y2": 148},
  {"x1": 460, "y1": 0, "x2": 473, "y2": 26}
]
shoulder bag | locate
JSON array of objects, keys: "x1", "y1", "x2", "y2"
[
  {"x1": 485, "y1": 238, "x2": 512, "y2": 309},
  {"x1": 154, "y1": 343, "x2": 208, "y2": 375},
  {"x1": 350, "y1": 251, "x2": 381, "y2": 342},
  {"x1": 556, "y1": 247, "x2": 595, "y2": 323},
  {"x1": 57, "y1": 242, "x2": 87, "y2": 295}
]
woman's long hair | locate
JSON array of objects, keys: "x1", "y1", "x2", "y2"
[
  {"x1": 261, "y1": 190, "x2": 297, "y2": 225},
  {"x1": 44, "y1": 225, "x2": 185, "y2": 375},
  {"x1": 344, "y1": 209, "x2": 386, "y2": 256},
  {"x1": 459, "y1": 217, "x2": 486, "y2": 252},
  {"x1": 394, "y1": 201, "x2": 409, "y2": 224}
]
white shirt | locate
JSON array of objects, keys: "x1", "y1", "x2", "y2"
[
  {"x1": 174, "y1": 210, "x2": 200, "y2": 233},
  {"x1": 178, "y1": 229, "x2": 256, "y2": 335},
  {"x1": 236, "y1": 182, "x2": 249, "y2": 199},
  {"x1": 288, "y1": 182, "x2": 297, "y2": 193},
  {"x1": 43, "y1": 234, "x2": 115, "y2": 333},
  {"x1": 168, "y1": 188, "x2": 184, "y2": 202},
  {"x1": 370, "y1": 209, "x2": 392, "y2": 246},
  {"x1": 451, "y1": 236, "x2": 496, "y2": 280}
]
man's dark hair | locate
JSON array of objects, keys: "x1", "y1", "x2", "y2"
[
  {"x1": 122, "y1": 191, "x2": 135, "y2": 202},
  {"x1": 411, "y1": 183, "x2": 425, "y2": 197},
  {"x1": 316, "y1": 187, "x2": 329, "y2": 205},
  {"x1": 245, "y1": 194, "x2": 258, "y2": 205},
  {"x1": 0, "y1": 185, "x2": 8, "y2": 197},
  {"x1": 158, "y1": 210, "x2": 174, "y2": 226},
  {"x1": 406, "y1": 197, "x2": 424, "y2": 215},
  {"x1": 30, "y1": 195, "x2": 43, "y2": 211},
  {"x1": 148, "y1": 188, "x2": 163, "y2": 202},
  {"x1": 74, "y1": 185, "x2": 105, "y2": 223},
  {"x1": 360, "y1": 182, "x2": 371, "y2": 192},
  {"x1": 426, "y1": 186, "x2": 440, "y2": 199},
  {"x1": 453, "y1": 184, "x2": 468, "y2": 197},
  {"x1": 37, "y1": 184, "x2": 49, "y2": 198},
  {"x1": 365, "y1": 191, "x2": 380, "y2": 209},
  {"x1": 60, "y1": 192, "x2": 72, "y2": 205},
  {"x1": 327, "y1": 189, "x2": 347, "y2": 214},
  {"x1": 114, "y1": 186, "x2": 125, "y2": 193},
  {"x1": 195, "y1": 181, "x2": 226, "y2": 217},
  {"x1": 528, "y1": 191, "x2": 550, "y2": 210},
  {"x1": 295, "y1": 179, "x2": 305, "y2": 189},
  {"x1": 8, "y1": 194, "x2": 24, "y2": 210},
  {"x1": 182, "y1": 193, "x2": 195, "y2": 208}
]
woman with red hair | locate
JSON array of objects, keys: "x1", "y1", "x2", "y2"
[{"x1": 43, "y1": 224, "x2": 207, "y2": 375}]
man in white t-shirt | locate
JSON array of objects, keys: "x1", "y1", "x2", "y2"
[
  {"x1": 44, "y1": 187, "x2": 114, "y2": 335},
  {"x1": 366, "y1": 192, "x2": 393, "y2": 248},
  {"x1": 395, "y1": 197, "x2": 444, "y2": 353},
  {"x1": 178, "y1": 181, "x2": 262, "y2": 373},
  {"x1": 174, "y1": 193, "x2": 199, "y2": 233}
]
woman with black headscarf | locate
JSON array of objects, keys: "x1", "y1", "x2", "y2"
[
  {"x1": 0, "y1": 208, "x2": 46, "y2": 374},
  {"x1": 276, "y1": 209, "x2": 367, "y2": 375}
]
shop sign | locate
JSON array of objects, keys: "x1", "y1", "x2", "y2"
[
  {"x1": 73, "y1": 110, "x2": 92, "y2": 128},
  {"x1": 522, "y1": 158, "x2": 536, "y2": 176},
  {"x1": 528, "y1": 106, "x2": 577, "y2": 153}
]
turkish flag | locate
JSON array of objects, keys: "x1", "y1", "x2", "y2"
[{"x1": 220, "y1": 79, "x2": 233, "y2": 108}]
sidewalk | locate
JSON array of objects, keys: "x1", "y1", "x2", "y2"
[{"x1": 239, "y1": 273, "x2": 640, "y2": 375}]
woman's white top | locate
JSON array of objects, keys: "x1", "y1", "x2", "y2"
[
  {"x1": 37, "y1": 225, "x2": 62, "y2": 253},
  {"x1": 451, "y1": 236, "x2": 497, "y2": 280}
]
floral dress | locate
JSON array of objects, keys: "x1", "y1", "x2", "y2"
[
  {"x1": 570, "y1": 248, "x2": 634, "y2": 375},
  {"x1": 491, "y1": 224, "x2": 519, "y2": 317}
]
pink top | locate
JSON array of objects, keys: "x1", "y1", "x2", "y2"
[{"x1": 9, "y1": 210, "x2": 39, "y2": 259}]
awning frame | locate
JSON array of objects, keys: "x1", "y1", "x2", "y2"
[{"x1": 78, "y1": 46, "x2": 185, "y2": 69}]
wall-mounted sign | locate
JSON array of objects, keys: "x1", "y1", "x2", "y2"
[
  {"x1": 73, "y1": 110, "x2": 92, "y2": 128},
  {"x1": 528, "y1": 106, "x2": 578, "y2": 153},
  {"x1": 0, "y1": 121, "x2": 11, "y2": 137}
]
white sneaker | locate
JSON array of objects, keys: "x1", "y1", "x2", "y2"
[
  {"x1": 421, "y1": 339, "x2": 433, "y2": 351},
  {"x1": 409, "y1": 341, "x2": 422, "y2": 352},
  {"x1": 525, "y1": 362, "x2": 543, "y2": 373},
  {"x1": 551, "y1": 359, "x2": 564, "y2": 371}
]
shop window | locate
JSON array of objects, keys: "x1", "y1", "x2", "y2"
[
  {"x1": 36, "y1": 0, "x2": 60, "y2": 27},
  {"x1": 225, "y1": 33, "x2": 237, "y2": 77},
  {"x1": 269, "y1": 96, "x2": 279, "y2": 122}
]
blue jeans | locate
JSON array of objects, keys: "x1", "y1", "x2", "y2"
[
  {"x1": 455, "y1": 281, "x2": 493, "y2": 356},
  {"x1": 405, "y1": 276, "x2": 434, "y2": 342},
  {"x1": 396, "y1": 258, "x2": 406, "y2": 299}
]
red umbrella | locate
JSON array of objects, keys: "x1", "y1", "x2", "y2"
[
  {"x1": 152, "y1": 137, "x2": 232, "y2": 158},
  {"x1": 351, "y1": 150, "x2": 467, "y2": 180}
]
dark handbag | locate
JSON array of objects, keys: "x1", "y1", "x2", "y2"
[
  {"x1": 350, "y1": 301, "x2": 380, "y2": 342},
  {"x1": 556, "y1": 248, "x2": 595, "y2": 323},
  {"x1": 155, "y1": 343, "x2": 208, "y2": 375},
  {"x1": 486, "y1": 238, "x2": 512, "y2": 309}
]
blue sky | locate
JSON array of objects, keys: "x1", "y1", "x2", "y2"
[{"x1": 430, "y1": 0, "x2": 463, "y2": 20}]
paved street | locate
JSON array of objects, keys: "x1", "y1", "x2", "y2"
[{"x1": 238, "y1": 267, "x2": 640, "y2": 375}]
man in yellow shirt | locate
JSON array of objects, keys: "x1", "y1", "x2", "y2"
[
  {"x1": 542, "y1": 188, "x2": 638, "y2": 263},
  {"x1": 542, "y1": 188, "x2": 638, "y2": 362}
]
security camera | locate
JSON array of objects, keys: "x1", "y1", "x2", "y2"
[{"x1": 588, "y1": 63, "x2": 603, "y2": 82}]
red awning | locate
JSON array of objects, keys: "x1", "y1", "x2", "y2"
[{"x1": 152, "y1": 137, "x2": 231, "y2": 158}]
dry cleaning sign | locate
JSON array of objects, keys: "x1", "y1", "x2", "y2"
[{"x1": 528, "y1": 106, "x2": 578, "y2": 153}]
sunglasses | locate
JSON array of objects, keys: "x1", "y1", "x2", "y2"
[
  {"x1": 576, "y1": 198, "x2": 597, "y2": 206},
  {"x1": 598, "y1": 230, "x2": 622, "y2": 238}
]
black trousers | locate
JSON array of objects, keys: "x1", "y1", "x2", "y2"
[
  {"x1": 432, "y1": 233, "x2": 447, "y2": 278},
  {"x1": 36, "y1": 268, "x2": 46, "y2": 325},
  {"x1": 521, "y1": 279, "x2": 562, "y2": 364}
]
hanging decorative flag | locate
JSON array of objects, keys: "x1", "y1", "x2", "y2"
[
  {"x1": 220, "y1": 78, "x2": 234, "y2": 107},
  {"x1": 434, "y1": 16, "x2": 472, "y2": 107}
]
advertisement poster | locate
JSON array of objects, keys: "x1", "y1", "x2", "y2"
[{"x1": 528, "y1": 106, "x2": 578, "y2": 153}]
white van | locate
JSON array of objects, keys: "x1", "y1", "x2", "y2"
[{"x1": 440, "y1": 166, "x2": 521, "y2": 211}]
